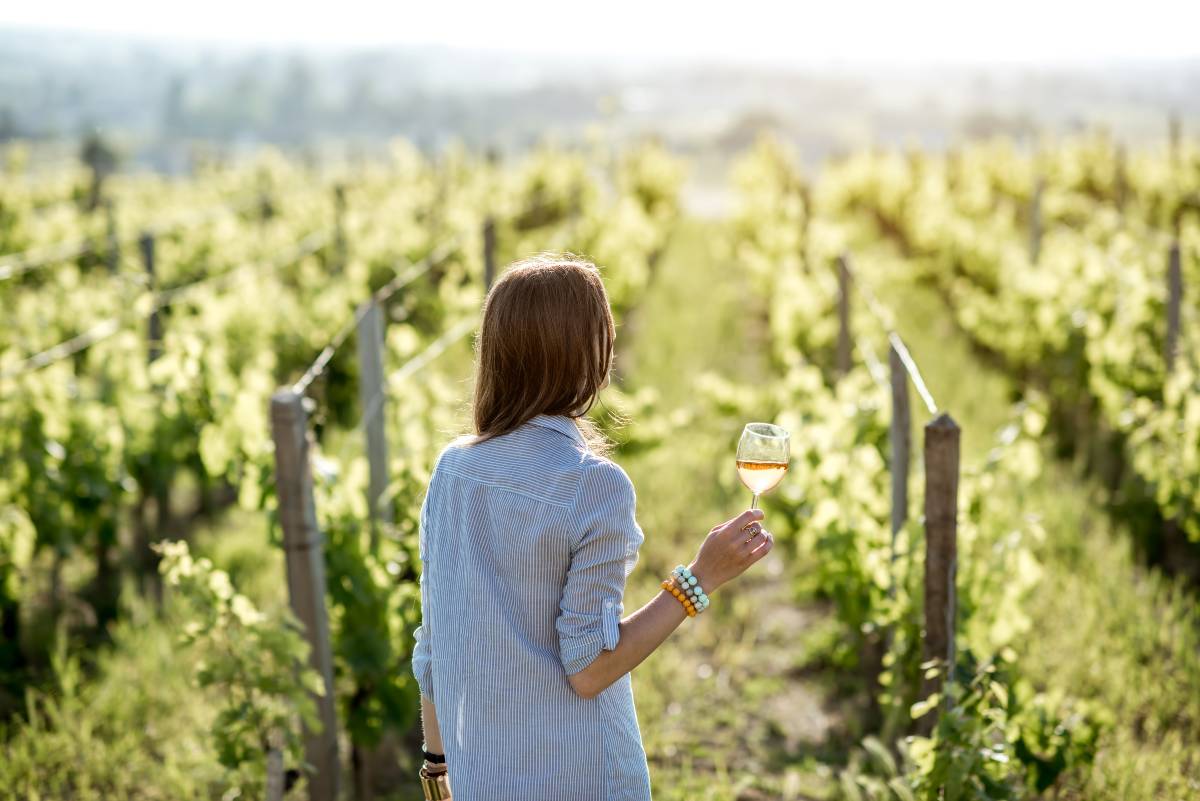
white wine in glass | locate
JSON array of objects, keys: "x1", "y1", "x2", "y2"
[{"x1": 736, "y1": 422, "x2": 790, "y2": 510}]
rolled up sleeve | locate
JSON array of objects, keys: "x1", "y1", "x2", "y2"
[
  {"x1": 556, "y1": 460, "x2": 644, "y2": 676},
  {"x1": 412, "y1": 586, "x2": 435, "y2": 702},
  {"x1": 412, "y1": 490, "x2": 436, "y2": 703}
]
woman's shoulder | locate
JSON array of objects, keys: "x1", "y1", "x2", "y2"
[
  {"x1": 575, "y1": 453, "x2": 636, "y2": 506},
  {"x1": 431, "y1": 433, "x2": 476, "y2": 464},
  {"x1": 572, "y1": 454, "x2": 643, "y2": 550},
  {"x1": 423, "y1": 435, "x2": 473, "y2": 490}
]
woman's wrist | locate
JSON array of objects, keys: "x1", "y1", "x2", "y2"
[
  {"x1": 421, "y1": 744, "x2": 447, "y2": 774},
  {"x1": 687, "y1": 558, "x2": 722, "y2": 595}
]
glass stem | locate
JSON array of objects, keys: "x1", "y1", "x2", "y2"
[{"x1": 750, "y1": 493, "x2": 760, "y2": 510}]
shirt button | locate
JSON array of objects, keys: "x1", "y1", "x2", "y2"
[{"x1": 605, "y1": 601, "x2": 613, "y2": 608}]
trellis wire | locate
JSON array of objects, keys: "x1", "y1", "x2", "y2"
[{"x1": 1, "y1": 229, "x2": 331, "y2": 380}]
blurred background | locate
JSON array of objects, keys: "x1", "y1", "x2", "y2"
[
  {"x1": 2, "y1": 5, "x2": 1199, "y2": 801},
  {"x1": 4, "y1": 1, "x2": 1199, "y2": 184}
]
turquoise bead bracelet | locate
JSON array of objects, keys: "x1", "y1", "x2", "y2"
[
  {"x1": 672, "y1": 567, "x2": 709, "y2": 612},
  {"x1": 672, "y1": 565, "x2": 710, "y2": 613}
]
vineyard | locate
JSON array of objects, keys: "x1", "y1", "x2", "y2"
[{"x1": 0, "y1": 132, "x2": 1197, "y2": 801}]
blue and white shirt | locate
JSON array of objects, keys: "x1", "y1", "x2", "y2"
[{"x1": 411, "y1": 413, "x2": 652, "y2": 800}]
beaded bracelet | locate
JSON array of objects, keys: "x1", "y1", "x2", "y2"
[
  {"x1": 661, "y1": 578, "x2": 697, "y2": 616},
  {"x1": 661, "y1": 564, "x2": 710, "y2": 617},
  {"x1": 672, "y1": 564, "x2": 710, "y2": 612}
]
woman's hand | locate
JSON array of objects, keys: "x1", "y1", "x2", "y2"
[{"x1": 689, "y1": 509, "x2": 773, "y2": 594}]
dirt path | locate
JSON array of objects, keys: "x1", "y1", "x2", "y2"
[{"x1": 621, "y1": 219, "x2": 844, "y2": 801}]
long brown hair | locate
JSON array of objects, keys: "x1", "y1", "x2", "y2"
[{"x1": 471, "y1": 253, "x2": 614, "y2": 453}]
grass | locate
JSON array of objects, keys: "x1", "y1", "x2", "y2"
[
  {"x1": 0, "y1": 505, "x2": 290, "y2": 801},
  {"x1": 0, "y1": 589, "x2": 220, "y2": 801},
  {"x1": 1021, "y1": 464, "x2": 1200, "y2": 799}
]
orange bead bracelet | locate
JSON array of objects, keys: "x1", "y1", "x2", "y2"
[{"x1": 661, "y1": 579, "x2": 697, "y2": 617}]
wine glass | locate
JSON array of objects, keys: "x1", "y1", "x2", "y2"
[{"x1": 736, "y1": 422, "x2": 790, "y2": 510}]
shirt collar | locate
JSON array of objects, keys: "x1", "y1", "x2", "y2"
[{"x1": 527, "y1": 414, "x2": 587, "y2": 447}]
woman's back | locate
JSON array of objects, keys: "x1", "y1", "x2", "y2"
[{"x1": 413, "y1": 413, "x2": 653, "y2": 800}]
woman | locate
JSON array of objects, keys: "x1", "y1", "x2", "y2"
[{"x1": 412, "y1": 254, "x2": 773, "y2": 800}]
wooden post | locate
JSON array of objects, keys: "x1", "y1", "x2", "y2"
[
  {"x1": 483, "y1": 216, "x2": 497, "y2": 289},
  {"x1": 1166, "y1": 239, "x2": 1182, "y2": 374},
  {"x1": 836, "y1": 254, "x2": 851, "y2": 378},
  {"x1": 333, "y1": 183, "x2": 347, "y2": 272},
  {"x1": 798, "y1": 184, "x2": 813, "y2": 274},
  {"x1": 140, "y1": 232, "x2": 161, "y2": 363},
  {"x1": 1163, "y1": 235, "x2": 1184, "y2": 562},
  {"x1": 257, "y1": 168, "x2": 275, "y2": 223},
  {"x1": 918, "y1": 413, "x2": 960, "y2": 735},
  {"x1": 135, "y1": 230, "x2": 167, "y2": 601},
  {"x1": 270, "y1": 390, "x2": 339, "y2": 801},
  {"x1": 889, "y1": 343, "x2": 911, "y2": 540},
  {"x1": 259, "y1": 191, "x2": 275, "y2": 224},
  {"x1": 1029, "y1": 177, "x2": 1043, "y2": 265},
  {"x1": 356, "y1": 300, "x2": 392, "y2": 544},
  {"x1": 105, "y1": 200, "x2": 119, "y2": 274}
]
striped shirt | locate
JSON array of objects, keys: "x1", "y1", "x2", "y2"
[{"x1": 411, "y1": 413, "x2": 653, "y2": 800}]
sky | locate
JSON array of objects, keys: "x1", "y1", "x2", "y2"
[{"x1": 2, "y1": 0, "x2": 1199, "y2": 66}]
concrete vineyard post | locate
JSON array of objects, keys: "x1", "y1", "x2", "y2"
[
  {"x1": 836, "y1": 253, "x2": 851, "y2": 378},
  {"x1": 918, "y1": 412, "x2": 960, "y2": 735},
  {"x1": 356, "y1": 300, "x2": 392, "y2": 545},
  {"x1": 265, "y1": 738, "x2": 285, "y2": 801},
  {"x1": 484, "y1": 216, "x2": 497, "y2": 289},
  {"x1": 269, "y1": 390, "x2": 340, "y2": 801}
]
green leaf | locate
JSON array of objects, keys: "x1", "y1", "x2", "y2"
[
  {"x1": 887, "y1": 777, "x2": 916, "y2": 801},
  {"x1": 910, "y1": 694, "x2": 941, "y2": 720},
  {"x1": 862, "y1": 736, "x2": 898, "y2": 777}
]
